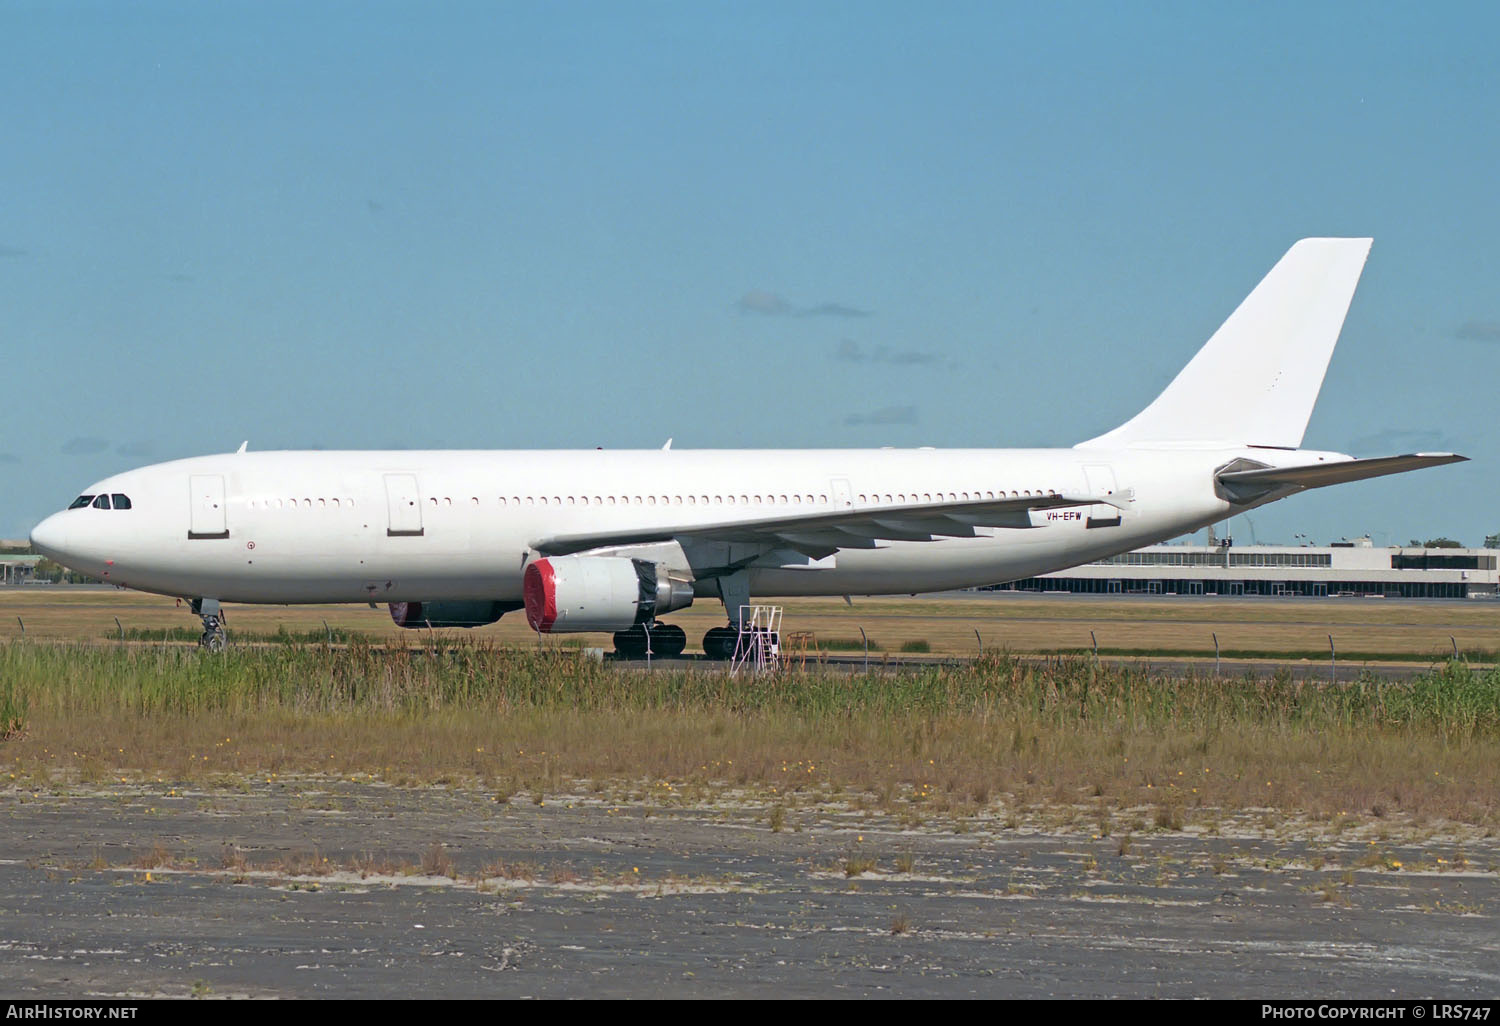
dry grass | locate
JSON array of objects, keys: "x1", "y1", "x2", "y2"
[
  {"x1": 421, "y1": 843, "x2": 455, "y2": 878},
  {"x1": 352, "y1": 852, "x2": 406, "y2": 878},
  {"x1": 1, "y1": 628, "x2": 1498, "y2": 828},
  {"x1": 134, "y1": 844, "x2": 172, "y2": 870}
]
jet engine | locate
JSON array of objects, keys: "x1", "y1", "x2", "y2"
[
  {"x1": 388, "y1": 600, "x2": 518, "y2": 629},
  {"x1": 523, "y1": 556, "x2": 693, "y2": 633}
]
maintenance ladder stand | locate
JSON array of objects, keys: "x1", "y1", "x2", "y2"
[{"x1": 730, "y1": 604, "x2": 782, "y2": 676}]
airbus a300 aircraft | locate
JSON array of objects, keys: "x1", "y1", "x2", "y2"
[{"x1": 30, "y1": 239, "x2": 1465, "y2": 656}]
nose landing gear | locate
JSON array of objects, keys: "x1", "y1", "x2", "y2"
[{"x1": 190, "y1": 598, "x2": 227, "y2": 652}]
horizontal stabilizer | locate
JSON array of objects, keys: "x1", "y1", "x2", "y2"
[{"x1": 1216, "y1": 452, "x2": 1466, "y2": 502}]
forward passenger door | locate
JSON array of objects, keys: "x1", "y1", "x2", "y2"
[{"x1": 188, "y1": 475, "x2": 229, "y2": 539}]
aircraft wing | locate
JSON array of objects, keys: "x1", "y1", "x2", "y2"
[
  {"x1": 531, "y1": 492, "x2": 1121, "y2": 560},
  {"x1": 1216, "y1": 452, "x2": 1467, "y2": 502}
]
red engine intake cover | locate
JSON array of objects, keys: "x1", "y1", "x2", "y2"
[{"x1": 522, "y1": 559, "x2": 557, "y2": 632}]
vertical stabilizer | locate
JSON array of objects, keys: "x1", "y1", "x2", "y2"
[{"x1": 1078, "y1": 238, "x2": 1372, "y2": 449}]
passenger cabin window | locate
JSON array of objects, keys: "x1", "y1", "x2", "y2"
[
  {"x1": 69, "y1": 495, "x2": 95, "y2": 510},
  {"x1": 110, "y1": 494, "x2": 132, "y2": 510}
]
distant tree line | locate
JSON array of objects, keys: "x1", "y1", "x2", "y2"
[
  {"x1": 1, "y1": 543, "x2": 100, "y2": 583},
  {"x1": 28, "y1": 558, "x2": 101, "y2": 585}
]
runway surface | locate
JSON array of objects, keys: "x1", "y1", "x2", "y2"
[{"x1": 3, "y1": 781, "x2": 1497, "y2": 998}]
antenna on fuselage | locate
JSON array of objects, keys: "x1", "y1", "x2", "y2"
[
  {"x1": 236, "y1": 440, "x2": 248, "y2": 454},
  {"x1": 662, "y1": 438, "x2": 673, "y2": 451}
]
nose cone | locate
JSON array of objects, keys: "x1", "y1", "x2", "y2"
[{"x1": 29, "y1": 513, "x2": 69, "y2": 562}]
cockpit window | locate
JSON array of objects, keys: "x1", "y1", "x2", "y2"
[
  {"x1": 91, "y1": 494, "x2": 111, "y2": 510},
  {"x1": 110, "y1": 493, "x2": 132, "y2": 510},
  {"x1": 69, "y1": 495, "x2": 95, "y2": 510}
]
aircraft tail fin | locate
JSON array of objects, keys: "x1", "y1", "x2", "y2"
[{"x1": 1077, "y1": 238, "x2": 1373, "y2": 450}]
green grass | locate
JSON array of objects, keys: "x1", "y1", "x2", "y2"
[
  {"x1": 7, "y1": 638, "x2": 1499, "y2": 730},
  {"x1": 0, "y1": 672, "x2": 27, "y2": 740},
  {"x1": 1051, "y1": 645, "x2": 1499, "y2": 664},
  {"x1": 113, "y1": 625, "x2": 371, "y2": 645},
  {"x1": 817, "y1": 637, "x2": 881, "y2": 652}
]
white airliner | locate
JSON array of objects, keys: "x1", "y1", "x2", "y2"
[{"x1": 30, "y1": 239, "x2": 1464, "y2": 655}]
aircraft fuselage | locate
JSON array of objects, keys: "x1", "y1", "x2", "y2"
[{"x1": 29, "y1": 445, "x2": 1250, "y2": 605}]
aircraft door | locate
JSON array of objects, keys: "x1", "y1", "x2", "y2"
[
  {"x1": 830, "y1": 478, "x2": 854, "y2": 509},
  {"x1": 188, "y1": 475, "x2": 229, "y2": 539},
  {"x1": 1082, "y1": 464, "x2": 1123, "y2": 529},
  {"x1": 384, "y1": 474, "x2": 424, "y2": 537}
]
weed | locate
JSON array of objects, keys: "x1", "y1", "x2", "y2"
[
  {"x1": 421, "y1": 843, "x2": 455, "y2": 878},
  {"x1": 1316, "y1": 882, "x2": 1348, "y2": 906},
  {"x1": 135, "y1": 844, "x2": 171, "y2": 870}
]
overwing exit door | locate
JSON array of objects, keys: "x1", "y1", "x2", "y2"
[{"x1": 384, "y1": 474, "x2": 424, "y2": 537}]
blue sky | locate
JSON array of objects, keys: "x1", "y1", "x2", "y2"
[{"x1": 3, "y1": 1, "x2": 1497, "y2": 547}]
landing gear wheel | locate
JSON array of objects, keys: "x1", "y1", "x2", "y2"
[
  {"x1": 614, "y1": 622, "x2": 688, "y2": 659},
  {"x1": 198, "y1": 615, "x2": 226, "y2": 652},
  {"x1": 652, "y1": 623, "x2": 687, "y2": 658},
  {"x1": 702, "y1": 625, "x2": 737, "y2": 661},
  {"x1": 612, "y1": 625, "x2": 648, "y2": 659}
]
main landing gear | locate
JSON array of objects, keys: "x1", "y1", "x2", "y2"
[
  {"x1": 612, "y1": 622, "x2": 687, "y2": 659},
  {"x1": 700, "y1": 624, "x2": 781, "y2": 661},
  {"x1": 701, "y1": 625, "x2": 737, "y2": 661},
  {"x1": 191, "y1": 598, "x2": 226, "y2": 652}
]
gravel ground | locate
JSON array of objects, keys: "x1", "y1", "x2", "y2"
[{"x1": 3, "y1": 780, "x2": 1497, "y2": 998}]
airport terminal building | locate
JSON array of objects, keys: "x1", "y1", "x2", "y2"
[{"x1": 994, "y1": 538, "x2": 1500, "y2": 599}]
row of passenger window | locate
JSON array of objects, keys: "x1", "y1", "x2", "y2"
[
  {"x1": 68, "y1": 494, "x2": 133, "y2": 510},
  {"x1": 242, "y1": 488, "x2": 1056, "y2": 512},
  {"x1": 444, "y1": 489, "x2": 1052, "y2": 508},
  {"x1": 247, "y1": 498, "x2": 354, "y2": 511}
]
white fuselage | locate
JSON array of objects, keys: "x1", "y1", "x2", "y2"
[{"x1": 28, "y1": 445, "x2": 1274, "y2": 606}]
